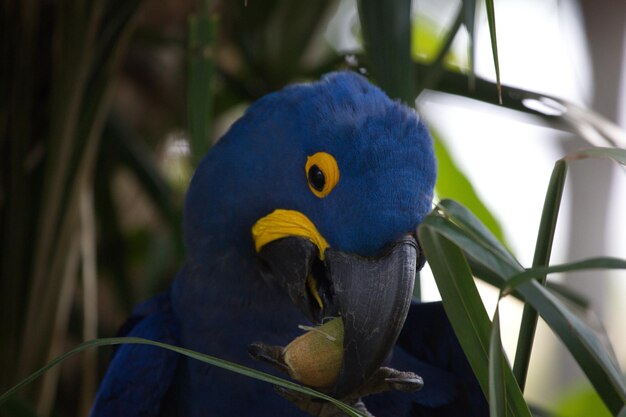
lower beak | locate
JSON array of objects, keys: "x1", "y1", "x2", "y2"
[{"x1": 256, "y1": 235, "x2": 419, "y2": 397}]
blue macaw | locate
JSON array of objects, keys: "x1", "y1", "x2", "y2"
[{"x1": 91, "y1": 71, "x2": 487, "y2": 416}]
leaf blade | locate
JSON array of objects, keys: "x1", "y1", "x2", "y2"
[
  {"x1": 426, "y1": 200, "x2": 626, "y2": 414},
  {"x1": 489, "y1": 308, "x2": 506, "y2": 417},
  {"x1": 484, "y1": 0, "x2": 502, "y2": 104},
  {"x1": 513, "y1": 159, "x2": 567, "y2": 389},
  {"x1": 516, "y1": 282, "x2": 626, "y2": 414},
  {"x1": 0, "y1": 337, "x2": 365, "y2": 417},
  {"x1": 187, "y1": 13, "x2": 217, "y2": 164},
  {"x1": 358, "y1": 0, "x2": 415, "y2": 103},
  {"x1": 418, "y1": 223, "x2": 532, "y2": 417},
  {"x1": 463, "y1": 0, "x2": 477, "y2": 90}
]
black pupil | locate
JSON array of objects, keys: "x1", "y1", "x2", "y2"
[{"x1": 308, "y1": 165, "x2": 325, "y2": 191}]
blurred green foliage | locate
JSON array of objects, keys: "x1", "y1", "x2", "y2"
[{"x1": 556, "y1": 383, "x2": 612, "y2": 417}]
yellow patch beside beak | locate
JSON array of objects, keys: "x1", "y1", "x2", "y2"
[{"x1": 251, "y1": 209, "x2": 329, "y2": 260}]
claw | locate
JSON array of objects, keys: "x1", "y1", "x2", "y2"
[
  {"x1": 355, "y1": 367, "x2": 423, "y2": 397},
  {"x1": 248, "y1": 342, "x2": 290, "y2": 374},
  {"x1": 381, "y1": 367, "x2": 423, "y2": 392},
  {"x1": 275, "y1": 387, "x2": 374, "y2": 417},
  {"x1": 384, "y1": 376, "x2": 424, "y2": 392}
]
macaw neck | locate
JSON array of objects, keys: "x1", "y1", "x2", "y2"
[{"x1": 170, "y1": 236, "x2": 306, "y2": 357}]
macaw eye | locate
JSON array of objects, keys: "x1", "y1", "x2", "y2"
[
  {"x1": 305, "y1": 152, "x2": 339, "y2": 198},
  {"x1": 308, "y1": 165, "x2": 325, "y2": 191}
]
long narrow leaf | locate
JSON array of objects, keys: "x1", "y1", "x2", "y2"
[
  {"x1": 484, "y1": 0, "x2": 502, "y2": 104},
  {"x1": 418, "y1": 227, "x2": 490, "y2": 392},
  {"x1": 504, "y1": 257, "x2": 626, "y2": 296},
  {"x1": 415, "y1": 56, "x2": 626, "y2": 148},
  {"x1": 435, "y1": 200, "x2": 521, "y2": 275},
  {"x1": 545, "y1": 281, "x2": 590, "y2": 310},
  {"x1": 418, "y1": 225, "x2": 532, "y2": 417},
  {"x1": 187, "y1": 13, "x2": 217, "y2": 164},
  {"x1": 358, "y1": 0, "x2": 415, "y2": 103},
  {"x1": 426, "y1": 201, "x2": 626, "y2": 415},
  {"x1": 463, "y1": 0, "x2": 477, "y2": 90},
  {"x1": 565, "y1": 147, "x2": 626, "y2": 165},
  {"x1": 514, "y1": 159, "x2": 567, "y2": 389},
  {"x1": 469, "y1": 259, "x2": 590, "y2": 309},
  {"x1": 418, "y1": 9, "x2": 463, "y2": 91},
  {"x1": 0, "y1": 338, "x2": 364, "y2": 417},
  {"x1": 18, "y1": 0, "x2": 142, "y2": 388},
  {"x1": 489, "y1": 308, "x2": 506, "y2": 417},
  {"x1": 517, "y1": 282, "x2": 626, "y2": 414}
]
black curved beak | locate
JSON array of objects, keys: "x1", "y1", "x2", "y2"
[{"x1": 257, "y1": 235, "x2": 421, "y2": 397}]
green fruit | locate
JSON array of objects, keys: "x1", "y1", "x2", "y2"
[{"x1": 283, "y1": 317, "x2": 344, "y2": 388}]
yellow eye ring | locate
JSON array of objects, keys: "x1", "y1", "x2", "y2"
[{"x1": 305, "y1": 152, "x2": 340, "y2": 198}]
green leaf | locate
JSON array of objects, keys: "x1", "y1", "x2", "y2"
[
  {"x1": 463, "y1": 0, "x2": 477, "y2": 89},
  {"x1": 513, "y1": 159, "x2": 567, "y2": 390},
  {"x1": 418, "y1": 9, "x2": 463, "y2": 91},
  {"x1": 556, "y1": 383, "x2": 613, "y2": 417},
  {"x1": 358, "y1": 0, "x2": 415, "y2": 103},
  {"x1": 187, "y1": 13, "x2": 217, "y2": 164},
  {"x1": 432, "y1": 132, "x2": 507, "y2": 246},
  {"x1": 436, "y1": 199, "x2": 521, "y2": 277},
  {"x1": 411, "y1": 57, "x2": 626, "y2": 148},
  {"x1": 489, "y1": 308, "x2": 506, "y2": 417},
  {"x1": 0, "y1": 337, "x2": 365, "y2": 417},
  {"x1": 17, "y1": 0, "x2": 142, "y2": 396},
  {"x1": 516, "y1": 282, "x2": 626, "y2": 414},
  {"x1": 222, "y1": 1, "x2": 334, "y2": 87},
  {"x1": 0, "y1": 397, "x2": 40, "y2": 417},
  {"x1": 512, "y1": 150, "x2": 626, "y2": 394},
  {"x1": 531, "y1": 160, "x2": 567, "y2": 271},
  {"x1": 469, "y1": 259, "x2": 591, "y2": 309},
  {"x1": 485, "y1": 0, "x2": 502, "y2": 104},
  {"x1": 418, "y1": 223, "x2": 531, "y2": 417},
  {"x1": 418, "y1": 225, "x2": 490, "y2": 392},
  {"x1": 427, "y1": 200, "x2": 626, "y2": 415},
  {"x1": 411, "y1": 16, "x2": 444, "y2": 63},
  {"x1": 545, "y1": 281, "x2": 590, "y2": 310},
  {"x1": 565, "y1": 147, "x2": 626, "y2": 165},
  {"x1": 504, "y1": 257, "x2": 626, "y2": 296}
]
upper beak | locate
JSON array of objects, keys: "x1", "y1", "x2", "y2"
[{"x1": 253, "y1": 210, "x2": 422, "y2": 397}]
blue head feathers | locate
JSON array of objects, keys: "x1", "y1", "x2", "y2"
[{"x1": 184, "y1": 71, "x2": 436, "y2": 263}]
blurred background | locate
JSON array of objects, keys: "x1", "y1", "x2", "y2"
[{"x1": 1, "y1": 0, "x2": 624, "y2": 416}]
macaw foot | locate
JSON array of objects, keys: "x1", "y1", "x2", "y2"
[
  {"x1": 275, "y1": 387, "x2": 374, "y2": 417},
  {"x1": 248, "y1": 342, "x2": 423, "y2": 417}
]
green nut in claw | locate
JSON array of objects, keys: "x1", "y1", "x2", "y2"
[{"x1": 283, "y1": 317, "x2": 344, "y2": 389}]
